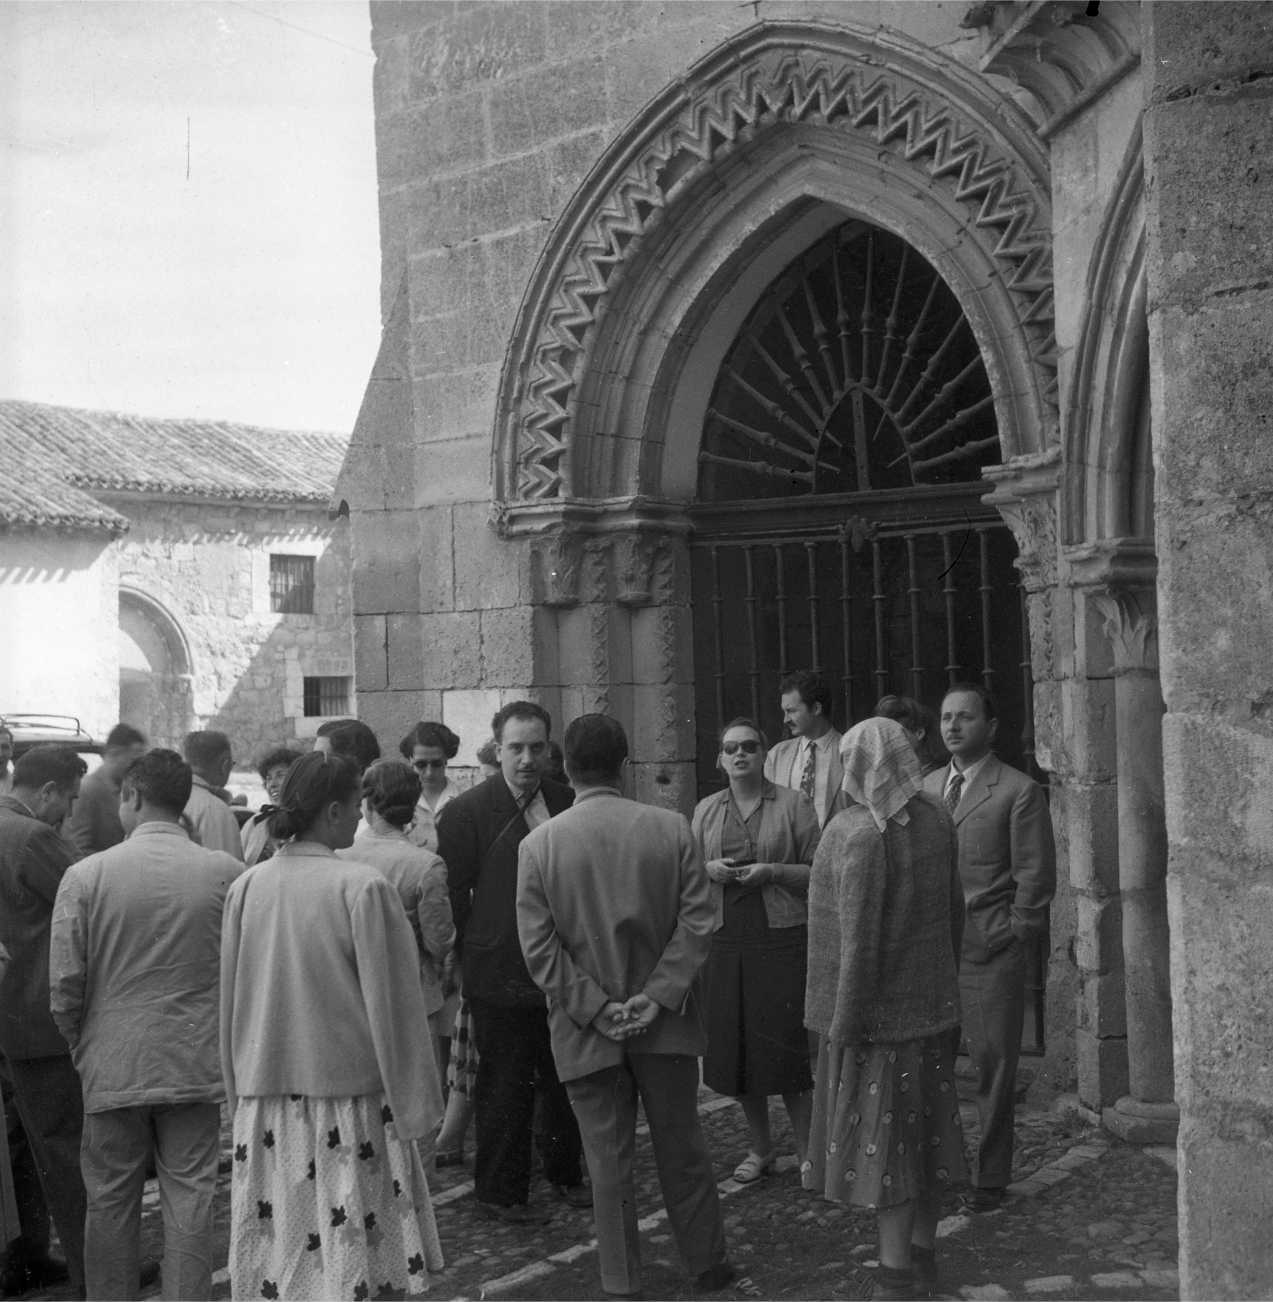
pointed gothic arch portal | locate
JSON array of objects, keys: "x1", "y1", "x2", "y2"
[{"x1": 689, "y1": 216, "x2": 1032, "y2": 791}]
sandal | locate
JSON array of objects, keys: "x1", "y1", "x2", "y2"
[{"x1": 732, "y1": 1151, "x2": 775, "y2": 1184}]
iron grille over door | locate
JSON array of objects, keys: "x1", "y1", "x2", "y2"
[{"x1": 690, "y1": 216, "x2": 1043, "y2": 1052}]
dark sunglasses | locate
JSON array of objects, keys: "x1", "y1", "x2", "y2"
[
  {"x1": 721, "y1": 740, "x2": 761, "y2": 755},
  {"x1": 413, "y1": 759, "x2": 447, "y2": 770}
]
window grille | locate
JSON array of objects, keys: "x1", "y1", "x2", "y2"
[
  {"x1": 270, "y1": 554, "x2": 315, "y2": 614},
  {"x1": 302, "y1": 676, "x2": 350, "y2": 718}
]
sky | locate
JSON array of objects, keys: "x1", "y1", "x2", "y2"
[{"x1": 0, "y1": 1, "x2": 381, "y2": 434}]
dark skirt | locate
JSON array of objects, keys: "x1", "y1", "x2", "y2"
[
  {"x1": 703, "y1": 888, "x2": 814, "y2": 1098},
  {"x1": 803, "y1": 1034, "x2": 967, "y2": 1209}
]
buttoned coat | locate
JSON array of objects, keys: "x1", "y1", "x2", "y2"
[
  {"x1": 438, "y1": 773, "x2": 574, "y2": 1007},
  {"x1": 923, "y1": 757, "x2": 1056, "y2": 963},
  {"x1": 764, "y1": 730, "x2": 845, "y2": 827},
  {"x1": 516, "y1": 788, "x2": 714, "y2": 1083}
]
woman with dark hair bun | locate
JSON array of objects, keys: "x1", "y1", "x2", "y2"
[
  {"x1": 397, "y1": 721, "x2": 460, "y2": 852},
  {"x1": 220, "y1": 751, "x2": 444, "y2": 1298},
  {"x1": 338, "y1": 759, "x2": 455, "y2": 1049}
]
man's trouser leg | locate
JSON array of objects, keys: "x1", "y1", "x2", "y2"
[
  {"x1": 2, "y1": 1066, "x2": 50, "y2": 1256},
  {"x1": 5, "y1": 1055, "x2": 85, "y2": 1291},
  {"x1": 529, "y1": 1016, "x2": 582, "y2": 1191},
  {"x1": 470, "y1": 1000, "x2": 539, "y2": 1206},
  {"x1": 153, "y1": 1102, "x2": 220, "y2": 1300},
  {"x1": 81, "y1": 1108, "x2": 147, "y2": 1300},
  {"x1": 959, "y1": 943, "x2": 1026, "y2": 1189},
  {"x1": 632, "y1": 1054, "x2": 727, "y2": 1278},
  {"x1": 566, "y1": 1064, "x2": 641, "y2": 1296}
]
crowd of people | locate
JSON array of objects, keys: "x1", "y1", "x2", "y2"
[{"x1": 0, "y1": 667, "x2": 1054, "y2": 1301}]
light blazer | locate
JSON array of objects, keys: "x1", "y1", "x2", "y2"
[
  {"x1": 923, "y1": 756, "x2": 1056, "y2": 964},
  {"x1": 764, "y1": 730, "x2": 845, "y2": 827},
  {"x1": 517, "y1": 788, "x2": 713, "y2": 1083},
  {"x1": 438, "y1": 772, "x2": 574, "y2": 1007}
]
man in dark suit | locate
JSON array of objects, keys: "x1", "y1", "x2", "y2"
[
  {"x1": 438, "y1": 700, "x2": 584, "y2": 1224},
  {"x1": 517, "y1": 714, "x2": 734, "y2": 1299},
  {"x1": 923, "y1": 683, "x2": 1055, "y2": 1211}
]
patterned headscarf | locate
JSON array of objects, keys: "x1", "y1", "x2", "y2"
[{"x1": 839, "y1": 716, "x2": 924, "y2": 832}]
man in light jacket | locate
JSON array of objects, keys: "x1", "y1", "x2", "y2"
[
  {"x1": 517, "y1": 714, "x2": 734, "y2": 1300},
  {"x1": 50, "y1": 748, "x2": 243, "y2": 1299},
  {"x1": 182, "y1": 730, "x2": 245, "y2": 859}
]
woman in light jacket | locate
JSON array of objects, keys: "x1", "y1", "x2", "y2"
[
  {"x1": 337, "y1": 759, "x2": 455, "y2": 1047},
  {"x1": 691, "y1": 717, "x2": 820, "y2": 1183},
  {"x1": 220, "y1": 751, "x2": 445, "y2": 1300}
]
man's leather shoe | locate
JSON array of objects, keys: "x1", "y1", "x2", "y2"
[
  {"x1": 963, "y1": 1185, "x2": 1006, "y2": 1212},
  {"x1": 139, "y1": 1256, "x2": 162, "y2": 1290},
  {"x1": 694, "y1": 1262, "x2": 737, "y2": 1291},
  {"x1": 551, "y1": 1181, "x2": 592, "y2": 1209},
  {"x1": 474, "y1": 1199, "x2": 551, "y2": 1225}
]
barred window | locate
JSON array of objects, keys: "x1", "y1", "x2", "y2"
[
  {"x1": 303, "y1": 676, "x2": 350, "y2": 718},
  {"x1": 270, "y1": 554, "x2": 315, "y2": 614}
]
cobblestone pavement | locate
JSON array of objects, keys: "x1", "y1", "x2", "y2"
[{"x1": 27, "y1": 1084, "x2": 1178, "y2": 1301}]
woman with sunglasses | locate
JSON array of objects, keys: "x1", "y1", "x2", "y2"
[
  {"x1": 398, "y1": 721, "x2": 461, "y2": 851},
  {"x1": 691, "y1": 717, "x2": 821, "y2": 1183}
]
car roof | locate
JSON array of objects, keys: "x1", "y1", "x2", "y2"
[{"x1": 0, "y1": 714, "x2": 103, "y2": 754}]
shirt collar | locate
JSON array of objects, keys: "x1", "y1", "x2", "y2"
[
  {"x1": 573, "y1": 786, "x2": 621, "y2": 803},
  {"x1": 503, "y1": 776, "x2": 543, "y2": 806},
  {"x1": 127, "y1": 821, "x2": 191, "y2": 839},
  {"x1": 949, "y1": 752, "x2": 992, "y2": 787},
  {"x1": 801, "y1": 728, "x2": 836, "y2": 753}
]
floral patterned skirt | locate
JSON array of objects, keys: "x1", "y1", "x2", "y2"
[
  {"x1": 230, "y1": 1093, "x2": 444, "y2": 1300},
  {"x1": 802, "y1": 1035, "x2": 967, "y2": 1210}
]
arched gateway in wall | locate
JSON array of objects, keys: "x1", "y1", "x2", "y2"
[{"x1": 493, "y1": 22, "x2": 1062, "y2": 798}]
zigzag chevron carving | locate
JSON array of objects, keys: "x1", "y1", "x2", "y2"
[{"x1": 511, "y1": 43, "x2": 1056, "y2": 502}]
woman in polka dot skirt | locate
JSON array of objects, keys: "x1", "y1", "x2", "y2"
[
  {"x1": 803, "y1": 717, "x2": 967, "y2": 1301},
  {"x1": 220, "y1": 751, "x2": 446, "y2": 1299}
]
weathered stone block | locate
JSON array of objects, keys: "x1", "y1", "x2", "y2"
[
  {"x1": 420, "y1": 611, "x2": 482, "y2": 689},
  {"x1": 1162, "y1": 714, "x2": 1273, "y2": 867},
  {"x1": 417, "y1": 505, "x2": 455, "y2": 614},
  {"x1": 350, "y1": 510, "x2": 423, "y2": 615},
  {"x1": 407, "y1": 2, "x2": 547, "y2": 102},
  {"x1": 441, "y1": 688, "x2": 506, "y2": 763},
  {"x1": 1166, "y1": 863, "x2": 1273, "y2": 1110},
  {"x1": 630, "y1": 603, "x2": 693, "y2": 686},
  {"x1": 1076, "y1": 968, "x2": 1128, "y2": 1039},
  {"x1": 1073, "y1": 894, "x2": 1124, "y2": 976},
  {"x1": 489, "y1": 58, "x2": 609, "y2": 159},
  {"x1": 386, "y1": 613, "x2": 426, "y2": 691},
  {"x1": 481, "y1": 606, "x2": 538, "y2": 686},
  {"x1": 1075, "y1": 1026, "x2": 1129, "y2": 1112},
  {"x1": 547, "y1": 128, "x2": 616, "y2": 216},
  {"x1": 555, "y1": 603, "x2": 612, "y2": 689},
  {"x1": 334, "y1": 441, "x2": 390, "y2": 514},
  {"x1": 356, "y1": 689, "x2": 441, "y2": 754},
  {"x1": 414, "y1": 435, "x2": 493, "y2": 506},
  {"x1": 1178, "y1": 1124, "x2": 1273, "y2": 1300},
  {"x1": 1145, "y1": 3, "x2": 1273, "y2": 103},
  {"x1": 629, "y1": 759, "x2": 698, "y2": 819},
  {"x1": 1072, "y1": 587, "x2": 1117, "y2": 680},
  {"x1": 1148, "y1": 300, "x2": 1273, "y2": 501},
  {"x1": 406, "y1": 151, "x2": 552, "y2": 249},
  {"x1": 378, "y1": 90, "x2": 489, "y2": 190},
  {"x1": 354, "y1": 615, "x2": 388, "y2": 693},
  {"x1": 1059, "y1": 676, "x2": 1118, "y2": 780},
  {"x1": 411, "y1": 366, "x2": 502, "y2": 441},
  {"x1": 1061, "y1": 779, "x2": 1121, "y2": 895},
  {"x1": 537, "y1": 2, "x2": 668, "y2": 60},
  {"x1": 452, "y1": 504, "x2": 525, "y2": 610}
]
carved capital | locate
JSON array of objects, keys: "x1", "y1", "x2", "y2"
[
  {"x1": 532, "y1": 532, "x2": 585, "y2": 608},
  {"x1": 1090, "y1": 587, "x2": 1158, "y2": 672},
  {"x1": 613, "y1": 532, "x2": 661, "y2": 607},
  {"x1": 983, "y1": 450, "x2": 1061, "y2": 592}
]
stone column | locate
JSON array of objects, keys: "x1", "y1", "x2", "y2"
[
  {"x1": 1082, "y1": 552, "x2": 1177, "y2": 1143},
  {"x1": 1142, "y1": 5, "x2": 1273, "y2": 1296}
]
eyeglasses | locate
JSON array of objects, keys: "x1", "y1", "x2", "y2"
[
  {"x1": 413, "y1": 759, "x2": 447, "y2": 770},
  {"x1": 721, "y1": 740, "x2": 761, "y2": 755}
]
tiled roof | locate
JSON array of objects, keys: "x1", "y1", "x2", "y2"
[{"x1": 0, "y1": 399, "x2": 350, "y2": 532}]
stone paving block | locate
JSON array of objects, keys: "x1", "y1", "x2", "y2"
[
  {"x1": 1023, "y1": 1276, "x2": 1075, "y2": 1294},
  {"x1": 1090, "y1": 1270, "x2": 1144, "y2": 1289},
  {"x1": 1139, "y1": 1266, "x2": 1180, "y2": 1289},
  {"x1": 959, "y1": 1286, "x2": 1012, "y2": 1300}
]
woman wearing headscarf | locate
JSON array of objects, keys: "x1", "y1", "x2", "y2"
[
  {"x1": 220, "y1": 751, "x2": 445, "y2": 1299},
  {"x1": 692, "y1": 717, "x2": 820, "y2": 1182},
  {"x1": 803, "y1": 717, "x2": 966, "y2": 1301}
]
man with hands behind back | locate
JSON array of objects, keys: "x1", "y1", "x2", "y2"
[{"x1": 517, "y1": 714, "x2": 733, "y2": 1301}]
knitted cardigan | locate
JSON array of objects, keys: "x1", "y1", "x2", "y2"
[{"x1": 804, "y1": 792, "x2": 963, "y2": 1045}]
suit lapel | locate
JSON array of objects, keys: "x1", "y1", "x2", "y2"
[{"x1": 953, "y1": 756, "x2": 999, "y2": 826}]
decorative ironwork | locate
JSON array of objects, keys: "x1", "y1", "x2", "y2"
[{"x1": 700, "y1": 223, "x2": 998, "y2": 499}]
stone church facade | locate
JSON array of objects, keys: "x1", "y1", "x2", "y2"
[{"x1": 345, "y1": 4, "x2": 1273, "y2": 1293}]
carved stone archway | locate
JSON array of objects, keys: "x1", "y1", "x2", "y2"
[
  {"x1": 493, "y1": 20, "x2": 1059, "y2": 516},
  {"x1": 118, "y1": 587, "x2": 195, "y2": 749}
]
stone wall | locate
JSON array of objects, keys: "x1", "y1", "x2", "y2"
[
  {"x1": 115, "y1": 498, "x2": 354, "y2": 762},
  {"x1": 1142, "y1": 4, "x2": 1273, "y2": 1296},
  {"x1": 0, "y1": 531, "x2": 119, "y2": 737}
]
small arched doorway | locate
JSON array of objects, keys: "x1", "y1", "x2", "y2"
[
  {"x1": 118, "y1": 588, "x2": 195, "y2": 748},
  {"x1": 689, "y1": 218, "x2": 1032, "y2": 787}
]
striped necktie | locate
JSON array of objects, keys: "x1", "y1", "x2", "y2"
[
  {"x1": 944, "y1": 770, "x2": 964, "y2": 815},
  {"x1": 799, "y1": 743, "x2": 816, "y2": 803}
]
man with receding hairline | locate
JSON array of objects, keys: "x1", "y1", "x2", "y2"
[{"x1": 182, "y1": 730, "x2": 244, "y2": 859}]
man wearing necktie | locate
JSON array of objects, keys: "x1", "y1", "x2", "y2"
[
  {"x1": 923, "y1": 683, "x2": 1055, "y2": 1212},
  {"x1": 764, "y1": 671, "x2": 843, "y2": 829},
  {"x1": 438, "y1": 701, "x2": 585, "y2": 1223}
]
